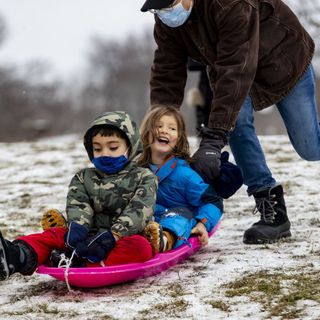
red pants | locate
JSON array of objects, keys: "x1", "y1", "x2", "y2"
[{"x1": 18, "y1": 228, "x2": 152, "y2": 266}]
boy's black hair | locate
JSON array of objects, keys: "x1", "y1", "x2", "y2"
[
  {"x1": 91, "y1": 126, "x2": 129, "y2": 144},
  {"x1": 86, "y1": 125, "x2": 130, "y2": 160}
]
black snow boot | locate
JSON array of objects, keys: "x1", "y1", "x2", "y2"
[
  {"x1": 0, "y1": 232, "x2": 37, "y2": 280},
  {"x1": 49, "y1": 249, "x2": 85, "y2": 268},
  {"x1": 243, "y1": 185, "x2": 291, "y2": 244}
]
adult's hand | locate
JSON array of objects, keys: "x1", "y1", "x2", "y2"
[{"x1": 191, "y1": 127, "x2": 227, "y2": 182}]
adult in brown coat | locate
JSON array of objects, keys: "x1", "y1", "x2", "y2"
[{"x1": 141, "y1": 0, "x2": 320, "y2": 244}]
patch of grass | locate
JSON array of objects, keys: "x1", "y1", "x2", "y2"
[
  {"x1": 222, "y1": 268, "x2": 320, "y2": 319},
  {"x1": 192, "y1": 263, "x2": 211, "y2": 277},
  {"x1": 277, "y1": 156, "x2": 295, "y2": 163},
  {"x1": 16, "y1": 193, "x2": 32, "y2": 209},
  {"x1": 9, "y1": 280, "x2": 69, "y2": 304},
  {"x1": 157, "y1": 298, "x2": 189, "y2": 312},
  {"x1": 207, "y1": 299, "x2": 230, "y2": 312},
  {"x1": 34, "y1": 160, "x2": 62, "y2": 166},
  {"x1": 165, "y1": 283, "x2": 188, "y2": 298},
  {"x1": 20, "y1": 215, "x2": 42, "y2": 229},
  {"x1": 291, "y1": 254, "x2": 308, "y2": 259},
  {"x1": 19, "y1": 179, "x2": 59, "y2": 186},
  {"x1": 225, "y1": 270, "x2": 281, "y2": 298},
  {"x1": 3, "y1": 303, "x2": 60, "y2": 316},
  {"x1": 139, "y1": 283, "x2": 191, "y2": 318},
  {"x1": 7, "y1": 211, "x2": 26, "y2": 220},
  {"x1": 139, "y1": 298, "x2": 190, "y2": 318},
  {"x1": 310, "y1": 218, "x2": 320, "y2": 227}
]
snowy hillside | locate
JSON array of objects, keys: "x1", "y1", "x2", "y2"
[{"x1": 0, "y1": 135, "x2": 319, "y2": 320}]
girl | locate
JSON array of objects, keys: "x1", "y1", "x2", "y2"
[{"x1": 139, "y1": 106, "x2": 224, "y2": 253}]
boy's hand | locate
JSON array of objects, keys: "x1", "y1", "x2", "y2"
[
  {"x1": 76, "y1": 231, "x2": 116, "y2": 263},
  {"x1": 65, "y1": 221, "x2": 89, "y2": 249},
  {"x1": 191, "y1": 222, "x2": 209, "y2": 246}
]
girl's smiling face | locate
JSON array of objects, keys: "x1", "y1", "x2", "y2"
[{"x1": 149, "y1": 114, "x2": 179, "y2": 162}]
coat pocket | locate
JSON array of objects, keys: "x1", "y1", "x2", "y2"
[
  {"x1": 259, "y1": 1, "x2": 287, "y2": 58},
  {"x1": 255, "y1": 49, "x2": 293, "y2": 89}
]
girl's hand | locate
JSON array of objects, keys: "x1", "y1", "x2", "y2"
[{"x1": 191, "y1": 222, "x2": 209, "y2": 246}]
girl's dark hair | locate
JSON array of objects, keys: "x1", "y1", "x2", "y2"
[{"x1": 138, "y1": 106, "x2": 190, "y2": 166}]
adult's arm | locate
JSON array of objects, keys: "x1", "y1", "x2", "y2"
[
  {"x1": 150, "y1": 16, "x2": 189, "y2": 108},
  {"x1": 208, "y1": 0, "x2": 259, "y2": 131}
]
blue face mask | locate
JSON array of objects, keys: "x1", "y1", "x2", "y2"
[
  {"x1": 156, "y1": 1, "x2": 193, "y2": 28},
  {"x1": 92, "y1": 154, "x2": 129, "y2": 174}
]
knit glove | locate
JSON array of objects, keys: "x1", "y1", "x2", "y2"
[
  {"x1": 191, "y1": 127, "x2": 227, "y2": 182},
  {"x1": 75, "y1": 231, "x2": 116, "y2": 263},
  {"x1": 64, "y1": 221, "x2": 89, "y2": 250},
  {"x1": 65, "y1": 222, "x2": 116, "y2": 263}
]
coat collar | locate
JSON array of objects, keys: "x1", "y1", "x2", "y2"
[{"x1": 149, "y1": 155, "x2": 179, "y2": 182}]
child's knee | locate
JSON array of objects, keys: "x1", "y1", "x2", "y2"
[
  {"x1": 129, "y1": 235, "x2": 153, "y2": 261},
  {"x1": 105, "y1": 235, "x2": 153, "y2": 265}
]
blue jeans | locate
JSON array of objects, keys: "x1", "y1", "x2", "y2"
[{"x1": 229, "y1": 65, "x2": 320, "y2": 195}]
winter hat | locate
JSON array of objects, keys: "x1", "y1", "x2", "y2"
[
  {"x1": 141, "y1": 0, "x2": 175, "y2": 12},
  {"x1": 214, "y1": 151, "x2": 244, "y2": 199}
]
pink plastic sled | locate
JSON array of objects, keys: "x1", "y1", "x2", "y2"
[{"x1": 37, "y1": 224, "x2": 220, "y2": 288}]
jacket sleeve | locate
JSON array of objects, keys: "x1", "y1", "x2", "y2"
[
  {"x1": 111, "y1": 169, "x2": 158, "y2": 238},
  {"x1": 154, "y1": 204, "x2": 168, "y2": 222},
  {"x1": 207, "y1": 1, "x2": 259, "y2": 130},
  {"x1": 150, "y1": 16, "x2": 188, "y2": 108},
  {"x1": 183, "y1": 168, "x2": 222, "y2": 232},
  {"x1": 66, "y1": 170, "x2": 95, "y2": 228}
]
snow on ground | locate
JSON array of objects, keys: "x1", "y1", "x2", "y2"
[{"x1": 0, "y1": 134, "x2": 319, "y2": 320}]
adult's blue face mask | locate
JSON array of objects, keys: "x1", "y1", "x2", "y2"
[
  {"x1": 92, "y1": 153, "x2": 129, "y2": 174},
  {"x1": 156, "y1": 1, "x2": 193, "y2": 28}
]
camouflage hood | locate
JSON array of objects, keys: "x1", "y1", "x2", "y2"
[{"x1": 83, "y1": 111, "x2": 143, "y2": 161}]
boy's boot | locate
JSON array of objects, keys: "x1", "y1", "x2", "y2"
[
  {"x1": 41, "y1": 209, "x2": 67, "y2": 230},
  {"x1": 0, "y1": 232, "x2": 37, "y2": 280},
  {"x1": 243, "y1": 185, "x2": 291, "y2": 244},
  {"x1": 49, "y1": 249, "x2": 85, "y2": 268}
]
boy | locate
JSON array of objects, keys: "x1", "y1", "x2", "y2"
[{"x1": 0, "y1": 111, "x2": 157, "y2": 281}]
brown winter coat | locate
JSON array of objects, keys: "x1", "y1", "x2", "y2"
[{"x1": 150, "y1": 0, "x2": 315, "y2": 131}]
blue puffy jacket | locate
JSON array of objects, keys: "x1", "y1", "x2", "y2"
[{"x1": 149, "y1": 156, "x2": 222, "y2": 234}]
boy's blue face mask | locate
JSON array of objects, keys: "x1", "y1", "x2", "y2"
[
  {"x1": 155, "y1": 1, "x2": 193, "y2": 28},
  {"x1": 92, "y1": 152, "x2": 129, "y2": 174}
]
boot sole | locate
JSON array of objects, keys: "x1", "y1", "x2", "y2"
[
  {"x1": 0, "y1": 236, "x2": 9, "y2": 280},
  {"x1": 243, "y1": 230, "x2": 292, "y2": 245}
]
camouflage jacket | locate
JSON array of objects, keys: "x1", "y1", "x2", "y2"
[{"x1": 66, "y1": 111, "x2": 157, "y2": 237}]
